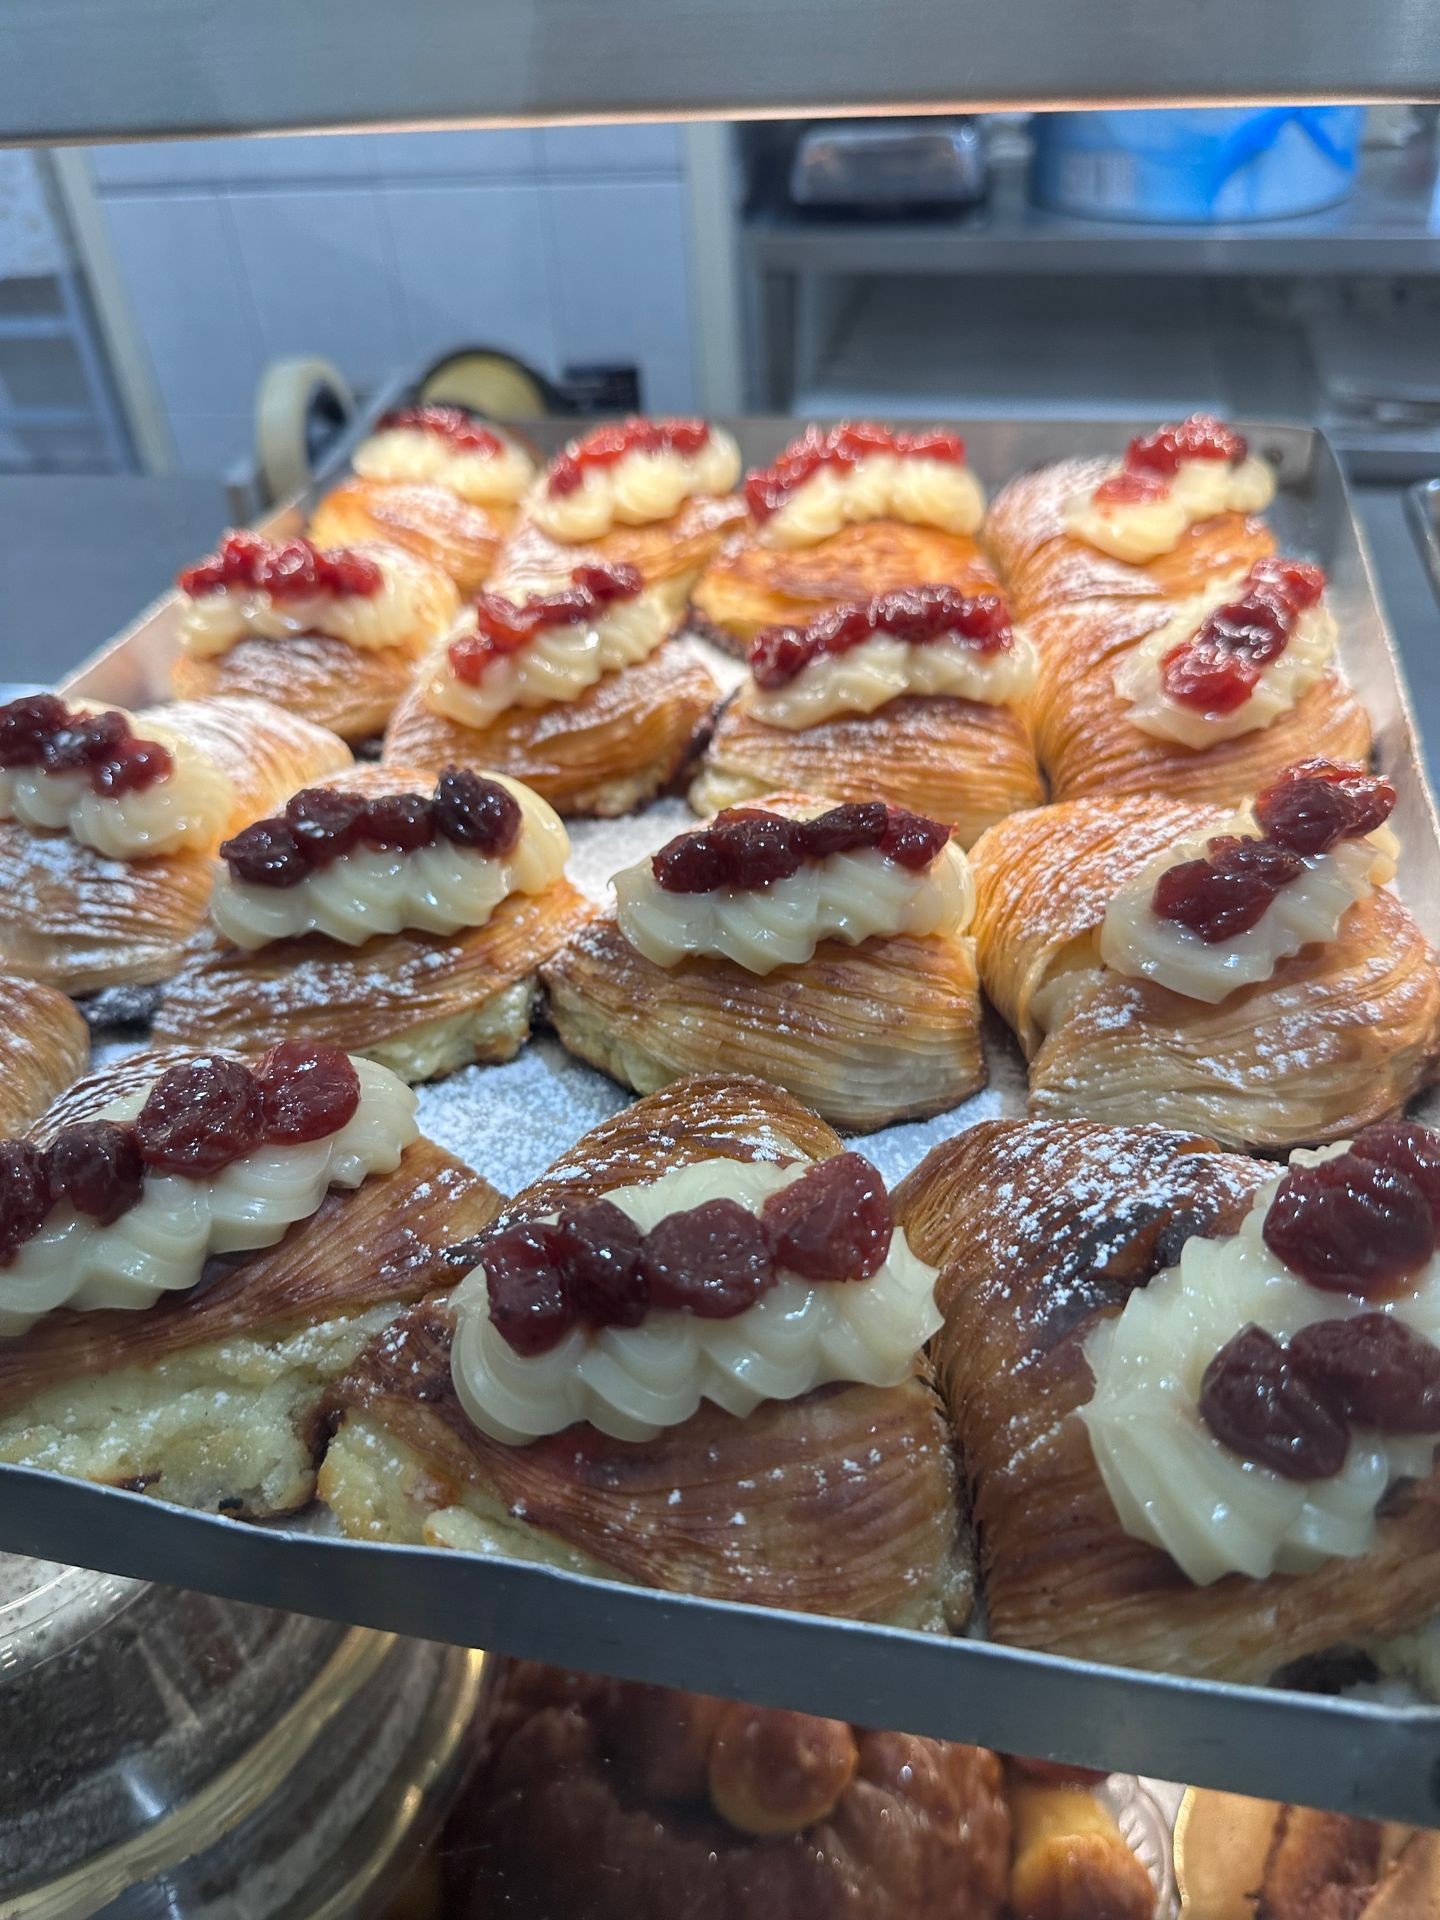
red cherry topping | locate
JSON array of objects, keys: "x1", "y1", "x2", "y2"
[
  {"x1": 0, "y1": 693, "x2": 69, "y2": 768},
  {"x1": 1263, "y1": 1153, "x2": 1434, "y2": 1298},
  {"x1": 374, "y1": 404, "x2": 504, "y2": 457},
  {"x1": 1198, "y1": 1324, "x2": 1349, "y2": 1480},
  {"x1": 745, "y1": 422, "x2": 965, "y2": 522},
  {"x1": 449, "y1": 561, "x2": 643, "y2": 684},
  {"x1": 1289, "y1": 1313, "x2": 1440, "y2": 1434},
  {"x1": 1252, "y1": 760, "x2": 1396, "y2": 858},
  {"x1": 554, "y1": 1199, "x2": 648, "y2": 1329},
  {"x1": 0, "y1": 696, "x2": 174, "y2": 798},
  {"x1": 1093, "y1": 469, "x2": 1170, "y2": 508},
  {"x1": 641, "y1": 1198, "x2": 775, "y2": 1319},
  {"x1": 548, "y1": 418, "x2": 711, "y2": 496},
  {"x1": 0, "y1": 1141, "x2": 53, "y2": 1263},
  {"x1": 483, "y1": 1221, "x2": 578, "y2": 1356},
  {"x1": 220, "y1": 818, "x2": 312, "y2": 888},
  {"x1": 1349, "y1": 1120, "x2": 1440, "y2": 1220},
  {"x1": 651, "y1": 802, "x2": 950, "y2": 894},
  {"x1": 285, "y1": 787, "x2": 369, "y2": 864},
  {"x1": 135, "y1": 1056, "x2": 266, "y2": 1178},
  {"x1": 749, "y1": 586, "x2": 1012, "y2": 690},
  {"x1": 761, "y1": 1153, "x2": 892, "y2": 1282},
  {"x1": 1160, "y1": 558, "x2": 1329, "y2": 715},
  {"x1": 257, "y1": 1041, "x2": 361, "y2": 1144},
  {"x1": 1151, "y1": 840, "x2": 1304, "y2": 943},
  {"x1": 796, "y1": 800, "x2": 891, "y2": 861},
  {"x1": 177, "y1": 530, "x2": 382, "y2": 602},
  {"x1": 431, "y1": 767, "x2": 522, "y2": 855},
  {"x1": 361, "y1": 792, "x2": 436, "y2": 852},
  {"x1": 877, "y1": 806, "x2": 953, "y2": 871},
  {"x1": 1124, "y1": 414, "x2": 1247, "y2": 477},
  {"x1": 44, "y1": 1121, "x2": 144, "y2": 1225}
]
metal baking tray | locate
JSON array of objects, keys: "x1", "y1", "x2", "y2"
[
  {"x1": 1408, "y1": 476, "x2": 1440, "y2": 611},
  {"x1": 5, "y1": 417, "x2": 1437, "y2": 1822}
]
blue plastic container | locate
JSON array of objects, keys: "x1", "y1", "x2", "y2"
[{"x1": 1031, "y1": 108, "x2": 1366, "y2": 223}]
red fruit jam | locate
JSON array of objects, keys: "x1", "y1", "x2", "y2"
[
  {"x1": 1160, "y1": 558, "x2": 1328, "y2": 715},
  {"x1": 177, "y1": 530, "x2": 382, "y2": 602},
  {"x1": 0, "y1": 1140, "x2": 53, "y2": 1263},
  {"x1": 1092, "y1": 469, "x2": 1170, "y2": 508},
  {"x1": 749, "y1": 586, "x2": 1013, "y2": 691},
  {"x1": 651, "y1": 802, "x2": 951, "y2": 894},
  {"x1": 0, "y1": 695, "x2": 174, "y2": 799},
  {"x1": 1124, "y1": 413, "x2": 1247, "y2": 477},
  {"x1": 374, "y1": 404, "x2": 504, "y2": 457},
  {"x1": 744, "y1": 422, "x2": 966, "y2": 522},
  {"x1": 1252, "y1": 759, "x2": 1396, "y2": 858},
  {"x1": 548, "y1": 418, "x2": 711, "y2": 497},
  {"x1": 1198, "y1": 1324, "x2": 1349, "y2": 1479},
  {"x1": 482, "y1": 1220, "x2": 578, "y2": 1356},
  {"x1": 553, "y1": 1199, "x2": 648, "y2": 1331},
  {"x1": 1264, "y1": 1141, "x2": 1436, "y2": 1299},
  {"x1": 44, "y1": 1121, "x2": 144, "y2": 1226},
  {"x1": 640, "y1": 1197, "x2": 775, "y2": 1319},
  {"x1": 257, "y1": 1042, "x2": 361, "y2": 1144},
  {"x1": 448, "y1": 561, "x2": 643, "y2": 683},
  {"x1": 761, "y1": 1152, "x2": 892, "y2": 1282},
  {"x1": 1289, "y1": 1313, "x2": 1440, "y2": 1434},
  {"x1": 135, "y1": 1056, "x2": 266, "y2": 1177}
]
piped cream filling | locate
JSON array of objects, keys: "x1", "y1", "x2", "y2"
[
  {"x1": 1113, "y1": 587, "x2": 1338, "y2": 746},
  {"x1": 749, "y1": 627, "x2": 1038, "y2": 729},
  {"x1": 351, "y1": 427, "x2": 534, "y2": 505},
  {"x1": 0, "y1": 712, "x2": 234, "y2": 859},
  {"x1": 422, "y1": 584, "x2": 676, "y2": 727},
  {"x1": 614, "y1": 834, "x2": 974, "y2": 975},
  {"x1": 450, "y1": 1157, "x2": 940, "y2": 1444},
  {"x1": 1063, "y1": 454, "x2": 1277, "y2": 564},
  {"x1": 177, "y1": 546, "x2": 453, "y2": 659},
  {"x1": 759, "y1": 454, "x2": 985, "y2": 550},
  {"x1": 0, "y1": 1056, "x2": 418, "y2": 1338},
  {"x1": 210, "y1": 774, "x2": 569, "y2": 950},
  {"x1": 528, "y1": 430, "x2": 741, "y2": 542},
  {"x1": 1080, "y1": 1149, "x2": 1440, "y2": 1587},
  {"x1": 1099, "y1": 810, "x2": 1397, "y2": 1005}
]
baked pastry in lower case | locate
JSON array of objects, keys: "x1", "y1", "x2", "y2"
[
  {"x1": 985, "y1": 415, "x2": 1278, "y2": 618},
  {"x1": 970, "y1": 760, "x2": 1440, "y2": 1150},
  {"x1": 0, "y1": 1045, "x2": 501, "y2": 1515},
  {"x1": 543, "y1": 795, "x2": 985, "y2": 1131},
  {"x1": 384, "y1": 534, "x2": 725, "y2": 815},
  {"x1": 153, "y1": 763, "x2": 591, "y2": 1082},
  {"x1": 309, "y1": 477, "x2": 513, "y2": 597},
  {"x1": 894, "y1": 1115, "x2": 1440, "y2": 1682},
  {"x1": 0, "y1": 975, "x2": 88, "y2": 1133},
  {"x1": 1031, "y1": 555, "x2": 1371, "y2": 805},
  {"x1": 1179, "y1": 1790, "x2": 1440, "y2": 1920},
  {"x1": 443, "y1": 1660, "x2": 1012, "y2": 1920},
  {"x1": 320, "y1": 1075, "x2": 970, "y2": 1629},
  {"x1": 691, "y1": 421, "x2": 997, "y2": 654},
  {"x1": 1007, "y1": 1772, "x2": 1157, "y2": 1920},
  {"x1": 0, "y1": 692, "x2": 350, "y2": 995},
  {"x1": 691, "y1": 584, "x2": 1045, "y2": 843}
]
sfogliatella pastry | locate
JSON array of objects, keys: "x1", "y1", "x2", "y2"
[
  {"x1": 692, "y1": 585, "x2": 1044, "y2": 843},
  {"x1": 692, "y1": 421, "x2": 997, "y2": 654},
  {"x1": 986, "y1": 414, "x2": 1278, "y2": 619},
  {"x1": 169, "y1": 529, "x2": 460, "y2": 743},
  {"x1": 894, "y1": 1115, "x2": 1440, "y2": 1682},
  {"x1": 1031, "y1": 555, "x2": 1371, "y2": 805},
  {"x1": 0, "y1": 692, "x2": 350, "y2": 995},
  {"x1": 320, "y1": 1075, "x2": 969, "y2": 1630},
  {"x1": 444, "y1": 1660, "x2": 1012, "y2": 1920},
  {"x1": 0, "y1": 975, "x2": 89, "y2": 1134},
  {"x1": 970, "y1": 759, "x2": 1440, "y2": 1150},
  {"x1": 0, "y1": 1044, "x2": 501, "y2": 1515},
  {"x1": 154, "y1": 764, "x2": 592, "y2": 1082},
  {"x1": 1179, "y1": 1791, "x2": 1440, "y2": 1920},
  {"x1": 384, "y1": 561, "x2": 721, "y2": 816},
  {"x1": 543, "y1": 796, "x2": 985, "y2": 1130}
]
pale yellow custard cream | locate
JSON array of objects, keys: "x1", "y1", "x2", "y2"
[
  {"x1": 750, "y1": 626, "x2": 1038, "y2": 730},
  {"x1": 1080, "y1": 1149, "x2": 1440, "y2": 1586},
  {"x1": 351, "y1": 424, "x2": 534, "y2": 505},
  {"x1": 212, "y1": 774, "x2": 568, "y2": 950},
  {"x1": 1113, "y1": 585, "x2": 1338, "y2": 747},
  {"x1": 450, "y1": 1157, "x2": 941, "y2": 1444},
  {"x1": 1064, "y1": 454, "x2": 1276, "y2": 565},
  {"x1": 0, "y1": 710, "x2": 233, "y2": 860},
  {"x1": 759, "y1": 455, "x2": 985, "y2": 551},
  {"x1": 177, "y1": 545, "x2": 457, "y2": 659},
  {"x1": 0, "y1": 1057, "x2": 417, "y2": 1338},
  {"x1": 1099, "y1": 809, "x2": 1396, "y2": 1004},
  {"x1": 613, "y1": 821, "x2": 974, "y2": 975},
  {"x1": 528, "y1": 428, "x2": 741, "y2": 543}
]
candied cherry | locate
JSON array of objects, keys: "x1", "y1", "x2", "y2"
[
  {"x1": 1160, "y1": 637, "x2": 1261, "y2": 715},
  {"x1": 257, "y1": 1042, "x2": 360, "y2": 1144},
  {"x1": 1263, "y1": 1152, "x2": 1434, "y2": 1298},
  {"x1": 548, "y1": 418, "x2": 710, "y2": 495},
  {"x1": 749, "y1": 626, "x2": 812, "y2": 690},
  {"x1": 1253, "y1": 762, "x2": 1396, "y2": 858},
  {"x1": 878, "y1": 805, "x2": 951, "y2": 871},
  {"x1": 1094, "y1": 469, "x2": 1170, "y2": 507},
  {"x1": 762, "y1": 1153, "x2": 892, "y2": 1282},
  {"x1": 0, "y1": 1140, "x2": 52, "y2": 1261},
  {"x1": 652, "y1": 826, "x2": 732, "y2": 894},
  {"x1": 1125, "y1": 414, "x2": 1245, "y2": 476},
  {"x1": 713, "y1": 811, "x2": 806, "y2": 888},
  {"x1": 92, "y1": 737, "x2": 173, "y2": 795},
  {"x1": 798, "y1": 801, "x2": 889, "y2": 861},
  {"x1": 555, "y1": 1198, "x2": 648, "y2": 1329},
  {"x1": 1349, "y1": 1119, "x2": 1440, "y2": 1222},
  {"x1": 1151, "y1": 838, "x2": 1303, "y2": 942},
  {"x1": 0, "y1": 693, "x2": 70, "y2": 768},
  {"x1": 1289, "y1": 1313, "x2": 1440, "y2": 1434},
  {"x1": 220, "y1": 818, "x2": 311, "y2": 888},
  {"x1": 1249, "y1": 557, "x2": 1325, "y2": 614},
  {"x1": 135, "y1": 1056, "x2": 265, "y2": 1177},
  {"x1": 642, "y1": 1197, "x2": 774, "y2": 1319},
  {"x1": 483, "y1": 1221, "x2": 575, "y2": 1355},
  {"x1": 362, "y1": 793, "x2": 436, "y2": 852},
  {"x1": 42, "y1": 709, "x2": 129, "y2": 774},
  {"x1": 285, "y1": 787, "x2": 369, "y2": 864},
  {"x1": 1198, "y1": 1324, "x2": 1349, "y2": 1480},
  {"x1": 45, "y1": 1121, "x2": 144, "y2": 1225},
  {"x1": 431, "y1": 768, "x2": 522, "y2": 856}
]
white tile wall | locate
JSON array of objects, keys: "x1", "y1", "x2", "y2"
[{"x1": 87, "y1": 125, "x2": 697, "y2": 475}]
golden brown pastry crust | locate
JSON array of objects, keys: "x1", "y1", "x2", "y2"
[
  {"x1": 894, "y1": 1118, "x2": 1440, "y2": 1681},
  {"x1": 152, "y1": 763, "x2": 595, "y2": 1080},
  {"x1": 970, "y1": 795, "x2": 1440, "y2": 1150},
  {"x1": 1008, "y1": 1779, "x2": 1157, "y2": 1920},
  {"x1": 692, "y1": 688, "x2": 1045, "y2": 846},
  {"x1": 322, "y1": 1075, "x2": 971, "y2": 1630},
  {"x1": 0, "y1": 697, "x2": 351, "y2": 994},
  {"x1": 1260, "y1": 1808, "x2": 1385, "y2": 1920},
  {"x1": 309, "y1": 476, "x2": 512, "y2": 595},
  {"x1": 691, "y1": 520, "x2": 1001, "y2": 655},
  {"x1": 542, "y1": 917, "x2": 985, "y2": 1133},
  {"x1": 445, "y1": 1660, "x2": 1011, "y2": 1920},
  {"x1": 502, "y1": 491, "x2": 749, "y2": 597},
  {"x1": 383, "y1": 638, "x2": 719, "y2": 817},
  {"x1": 984, "y1": 457, "x2": 1275, "y2": 618},
  {"x1": 0, "y1": 974, "x2": 89, "y2": 1134},
  {"x1": 170, "y1": 631, "x2": 423, "y2": 745}
]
